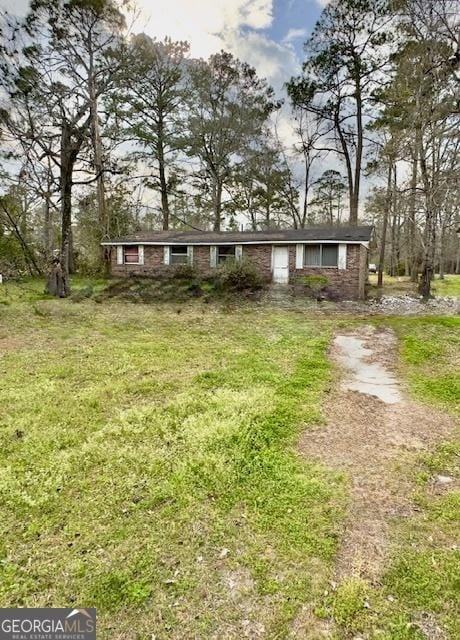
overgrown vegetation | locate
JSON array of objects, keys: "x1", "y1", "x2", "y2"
[
  {"x1": 215, "y1": 258, "x2": 264, "y2": 292},
  {"x1": 97, "y1": 261, "x2": 265, "y2": 304},
  {"x1": 296, "y1": 274, "x2": 330, "y2": 300}
]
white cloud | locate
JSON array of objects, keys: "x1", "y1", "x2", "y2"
[
  {"x1": 282, "y1": 28, "x2": 307, "y2": 44},
  {"x1": 132, "y1": 0, "x2": 302, "y2": 91},
  {"x1": 134, "y1": 0, "x2": 274, "y2": 59},
  {"x1": 222, "y1": 29, "x2": 300, "y2": 89},
  {"x1": 1, "y1": 0, "x2": 294, "y2": 89}
]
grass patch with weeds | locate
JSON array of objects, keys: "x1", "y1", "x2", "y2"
[
  {"x1": 368, "y1": 274, "x2": 460, "y2": 298},
  {"x1": 332, "y1": 316, "x2": 460, "y2": 640},
  {"x1": 0, "y1": 281, "x2": 345, "y2": 639}
]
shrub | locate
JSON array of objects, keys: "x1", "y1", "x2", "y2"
[
  {"x1": 298, "y1": 274, "x2": 329, "y2": 293},
  {"x1": 170, "y1": 263, "x2": 196, "y2": 280},
  {"x1": 216, "y1": 258, "x2": 263, "y2": 291}
]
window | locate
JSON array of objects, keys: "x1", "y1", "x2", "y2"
[
  {"x1": 304, "y1": 244, "x2": 321, "y2": 267},
  {"x1": 217, "y1": 245, "x2": 235, "y2": 264},
  {"x1": 124, "y1": 246, "x2": 139, "y2": 264},
  {"x1": 322, "y1": 244, "x2": 338, "y2": 267},
  {"x1": 304, "y1": 244, "x2": 338, "y2": 267},
  {"x1": 170, "y1": 245, "x2": 188, "y2": 264}
]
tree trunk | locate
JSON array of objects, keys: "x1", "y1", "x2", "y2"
[
  {"x1": 46, "y1": 259, "x2": 67, "y2": 297},
  {"x1": 91, "y1": 105, "x2": 107, "y2": 239},
  {"x1": 418, "y1": 144, "x2": 435, "y2": 299},
  {"x1": 438, "y1": 224, "x2": 446, "y2": 279},
  {"x1": 390, "y1": 165, "x2": 398, "y2": 277},
  {"x1": 303, "y1": 157, "x2": 311, "y2": 226},
  {"x1": 59, "y1": 164, "x2": 72, "y2": 294},
  {"x1": 43, "y1": 156, "x2": 54, "y2": 259},
  {"x1": 377, "y1": 162, "x2": 392, "y2": 288},
  {"x1": 408, "y1": 143, "x2": 419, "y2": 281},
  {"x1": 213, "y1": 179, "x2": 223, "y2": 232},
  {"x1": 157, "y1": 117, "x2": 170, "y2": 230},
  {"x1": 335, "y1": 105, "x2": 354, "y2": 226},
  {"x1": 87, "y1": 33, "x2": 109, "y2": 271},
  {"x1": 58, "y1": 124, "x2": 79, "y2": 296},
  {"x1": 350, "y1": 71, "x2": 363, "y2": 226}
]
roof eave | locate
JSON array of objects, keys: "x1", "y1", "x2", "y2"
[{"x1": 101, "y1": 239, "x2": 370, "y2": 247}]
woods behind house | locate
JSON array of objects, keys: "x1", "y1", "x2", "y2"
[{"x1": 0, "y1": 0, "x2": 458, "y2": 297}]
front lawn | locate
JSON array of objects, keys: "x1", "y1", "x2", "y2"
[
  {"x1": 0, "y1": 285, "x2": 344, "y2": 639},
  {"x1": 0, "y1": 281, "x2": 458, "y2": 639}
]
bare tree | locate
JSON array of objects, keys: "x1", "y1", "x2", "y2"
[{"x1": 287, "y1": 0, "x2": 393, "y2": 224}]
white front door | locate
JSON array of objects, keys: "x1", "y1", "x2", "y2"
[{"x1": 272, "y1": 246, "x2": 289, "y2": 284}]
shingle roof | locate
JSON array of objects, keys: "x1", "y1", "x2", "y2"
[{"x1": 102, "y1": 226, "x2": 373, "y2": 245}]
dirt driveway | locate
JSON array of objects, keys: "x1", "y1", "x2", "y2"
[{"x1": 299, "y1": 325, "x2": 455, "y2": 582}]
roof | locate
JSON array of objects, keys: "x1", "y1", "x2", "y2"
[{"x1": 102, "y1": 226, "x2": 373, "y2": 245}]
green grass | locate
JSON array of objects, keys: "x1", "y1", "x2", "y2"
[
  {"x1": 432, "y1": 275, "x2": 460, "y2": 297},
  {"x1": 0, "y1": 281, "x2": 345, "y2": 639},
  {"x1": 1, "y1": 280, "x2": 459, "y2": 639},
  {"x1": 368, "y1": 273, "x2": 460, "y2": 298},
  {"x1": 0, "y1": 275, "x2": 109, "y2": 305},
  {"x1": 391, "y1": 316, "x2": 460, "y2": 413},
  {"x1": 333, "y1": 316, "x2": 460, "y2": 639}
]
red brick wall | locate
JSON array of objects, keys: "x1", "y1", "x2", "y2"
[
  {"x1": 110, "y1": 244, "x2": 273, "y2": 280},
  {"x1": 110, "y1": 245, "x2": 164, "y2": 277},
  {"x1": 241, "y1": 245, "x2": 272, "y2": 280},
  {"x1": 109, "y1": 242, "x2": 368, "y2": 299},
  {"x1": 193, "y1": 246, "x2": 212, "y2": 272},
  {"x1": 289, "y1": 243, "x2": 367, "y2": 299}
]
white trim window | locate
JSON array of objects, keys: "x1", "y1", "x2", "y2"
[
  {"x1": 304, "y1": 243, "x2": 339, "y2": 268},
  {"x1": 170, "y1": 246, "x2": 189, "y2": 265},
  {"x1": 123, "y1": 245, "x2": 140, "y2": 264},
  {"x1": 217, "y1": 245, "x2": 236, "y2": 264}
]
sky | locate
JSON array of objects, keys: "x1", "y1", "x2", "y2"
[
  {"x1": 0, "y1": 0, "x2": 341, "y2": 216},
  {"x1": 134, "y1": 0, "x2": 328, "y2": 90},
  {"x1": 0, "y1": 0, "x2": 328, "y2": 91}
]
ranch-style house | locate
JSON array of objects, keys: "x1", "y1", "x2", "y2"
[{"x1": 102, "y1": 226, "x2": 373, "y2": 300}]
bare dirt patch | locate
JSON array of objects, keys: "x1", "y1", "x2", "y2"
[
  {"x1": 0, "y1": 335, "x2": 22, "y2": 353},
  {"x1": 299, "y1": 325, "x2": 456, "y2": 583}
]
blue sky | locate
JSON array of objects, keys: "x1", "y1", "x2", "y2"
[{"x1": 266, "y1": 0, "x2": 323, "y2": 55}]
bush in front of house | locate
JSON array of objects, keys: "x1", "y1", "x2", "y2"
[
  {"x1": 297, "y1": 274, "x2": 330, "y2": 300},
  {"x1": 169, "y1": 263, "x2": 196, "y2": 280},
  {"x1": 96, "y1": 260, "x2": 265, "y2": 304},
  {"x1": 215, "y1": 258, "x2": 264, "y2": 292}
]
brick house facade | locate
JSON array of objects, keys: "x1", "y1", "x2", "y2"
[{"x1": 104, "y1": 227, "x2": 373, "y2": 300}]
